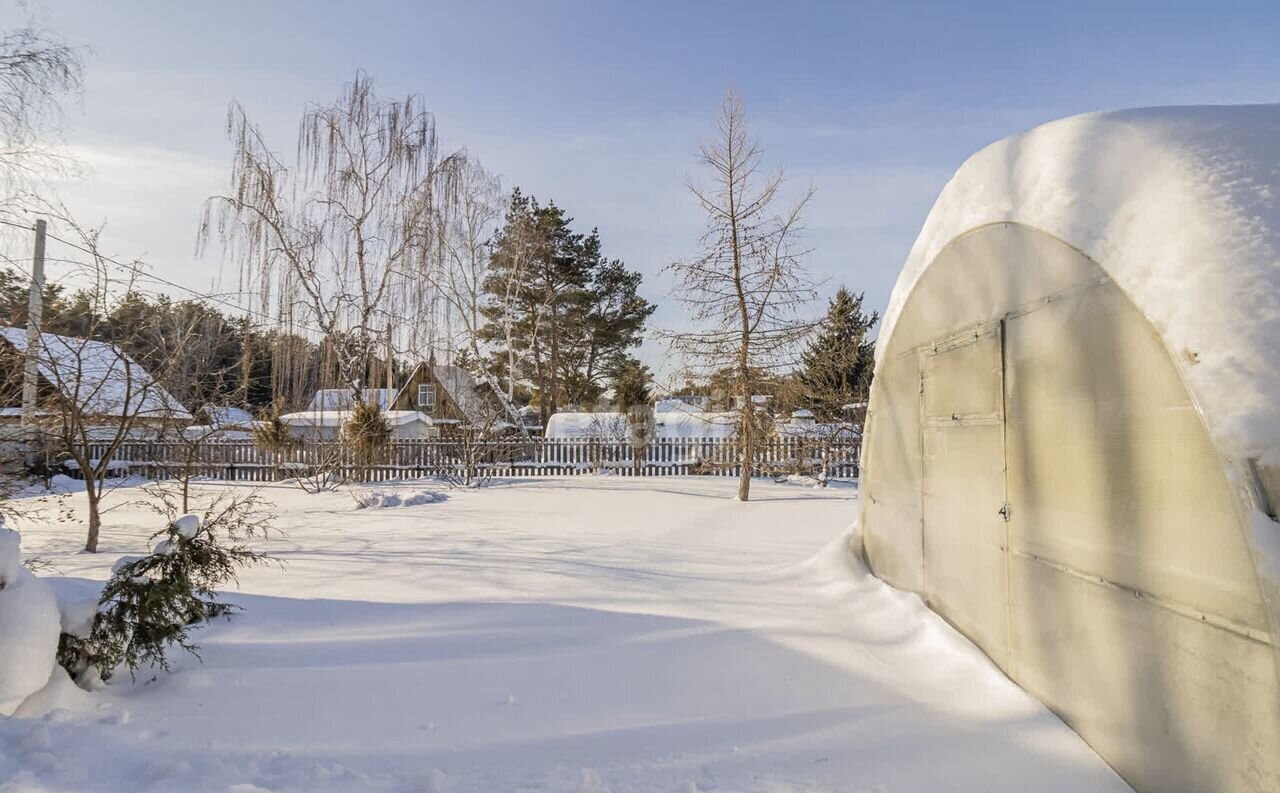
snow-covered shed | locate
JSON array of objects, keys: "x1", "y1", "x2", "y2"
[{"x1": 857, "y1": 106, "x2": 1280, "y2": 793}]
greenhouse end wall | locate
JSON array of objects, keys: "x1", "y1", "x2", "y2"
[{"x1": 859, "y1": 222, "x2": 1280, "y2": 793}]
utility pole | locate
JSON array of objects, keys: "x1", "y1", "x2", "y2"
[{"x1": 21, "y1": 219, "x2": 46, "y2": 428}]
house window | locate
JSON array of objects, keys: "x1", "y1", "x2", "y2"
[{"x1": 418, "y1": 383, "x2": 437, "y2": 409}]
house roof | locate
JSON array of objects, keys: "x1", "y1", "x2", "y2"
[
  {"x1": 1, "y1": 327, "x2": 190, "y2": 420},
  {"x1": 201, "y1": 405, "x2": 255, "y2": 428}
]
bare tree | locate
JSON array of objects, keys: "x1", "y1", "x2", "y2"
[
  {"x1": 26, "y1": 217, "x2": 189, "y2": 551},
  {"x1": 437, "y1": 371, "x2": 530, "y2": 487},
  {"x1": 199, "y1": 71, "x2": 465, "y2": 401},
  {"x1": 0, "y1": 23, "x2": 84, "y2": 207},
  {"x1": 663, "y1": 91, "x2": 817, "y2": 501}
]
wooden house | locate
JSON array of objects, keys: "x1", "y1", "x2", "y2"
[{"x1": 390, "y1": 363, "x2": 527, "y2": 437}]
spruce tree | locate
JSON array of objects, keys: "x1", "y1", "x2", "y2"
[
  {"x1": 799, "y1": 288, "x2": 879, "y2": 422},
  {"x1": 58, "y1": 493, "x2": 274, "y2": 685}
]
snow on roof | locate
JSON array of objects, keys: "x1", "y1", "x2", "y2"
[
  {"x1": 0, "y1": 407, "x2": 51, "y2": 418},
  {"x1": 654, "y1": 411, "x2": 739, "y2": 439},
  {"x1": 425, "y1": 364, "x2": 526, "y2": 430},
  {"x1": 547, "y1": 408, "x2": 740, "y2": 440},
  {"x1": 655, "y1": 397, "x2": 705, "y2": 414},
  {"x1": 307, "y1": 389, "x2": 395, "y2": 412},
  {"x1": 775, "y1": 420, "x2": 859, "y2": 439},
  {"x1": 201, "y1": 405, "x2": 254, "y2": 428},
  {"x1": 181, "y1": 424, "x2": 259, "y2": 440},
  {"x1": 431, "y1": 365, "x2": 486, "y2": 417},
  {"x1": 879, "y1": 105, "x2": 1280, "y2": 463},
  {"x1": 1, "y1": 327, "x2": 190, "y2": 420},
  {"x1": 279, "y1": 410, "x2": 431, "y2": 428},
  {"x1": 544, "y1": 412, "x2": 629, "y2": 439}
]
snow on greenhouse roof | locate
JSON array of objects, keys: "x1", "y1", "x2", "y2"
[
  {"x1": 654, "y1": 411, "x2": 738, "y2": 439},
  {"x1": 544, "y1": 412, "x2": 629, "y2": 439},
  {"x1": 280, "y1": 410, "x2": 430, "y2": 428},
  {"x1": 879, "y1": 105, "x2": 1280, "y2": 462},
  {"x1": 544, "y1": 410, "x2": 740, "y2": 440},
  {"x1": 307, "y1": 389, "x2": 396, "y2": 411}
]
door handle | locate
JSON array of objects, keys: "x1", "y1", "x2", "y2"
[{"x1": 998, "y1": 503, "x2": 1011, "y2": 521}]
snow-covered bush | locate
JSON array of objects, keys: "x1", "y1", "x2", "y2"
[
  {"x1": 59, "y1": 492, "x2": 276, "y2": 683},
  {"x1": 0, "y1": 526, "x2": 62, "y2": 716}
]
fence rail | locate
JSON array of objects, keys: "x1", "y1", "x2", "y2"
[{"x1": 81, "y1": 436, "x2": 860, "y2": 483}]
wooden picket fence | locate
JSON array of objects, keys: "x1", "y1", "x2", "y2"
[{"x1": 81, "y1": 436, "x2": 860, "y2": 483}]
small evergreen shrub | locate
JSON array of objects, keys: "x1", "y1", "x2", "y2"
[{"x1": 58, "y1": 492, "x2": 276, "y2": 684}]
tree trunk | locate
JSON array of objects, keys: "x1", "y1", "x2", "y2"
[
  {"x1": 549, "y1": 302, "x2": 560, "y2": 415},
  {"x1": 737, "y1": 388, "x2": 752, "y2": 501},
  {"x1": 84, "y1": 485, "x2": 101, "y2": 552}
]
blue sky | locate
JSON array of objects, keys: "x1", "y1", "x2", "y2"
[{"x1": 10, "y1": 0, "x2": 1280, "y2": 375}]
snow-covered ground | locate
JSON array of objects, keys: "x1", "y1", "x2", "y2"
[{"x1": 2, "y1": 478, "x2": 1131, "y2": 793}]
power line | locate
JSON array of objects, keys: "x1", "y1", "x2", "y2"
[
  {"x1": 2, "y1": 217, "x2": 455, "y2": 373},
  {"x1": 0, "y1": 216, "x2": 328, "y2": 336},
  {"x1": 40, "y1": 256, "x2": 269, "y2": 306}
]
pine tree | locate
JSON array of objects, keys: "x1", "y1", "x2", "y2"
[
  {"x1": 480, "y1": 188, "x2": 654, "y2": 419},
  {"x1": 799, "y1": 288, "x2": 878, "y2": 422},
  {"x1": 559, "y1": 232, "x2": 655, "y2": 406}
]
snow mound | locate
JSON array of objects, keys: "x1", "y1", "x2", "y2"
[
  {"x1": 0, "y1": 524, "x2": 19, "y2": 583},
  {"x1": 352, "y1": 490, "x2": 442, "y2": 509},
  {"x1": 0, "y1": 530, "x2": 62, "y2": 716},
  {"x1": 880, "y1": 104, "x2": 1280, "y2": 462}
]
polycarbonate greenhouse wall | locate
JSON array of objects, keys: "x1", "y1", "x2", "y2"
[{"x1": 859, "y1": 222, "x2": 1280, "y2": 793}]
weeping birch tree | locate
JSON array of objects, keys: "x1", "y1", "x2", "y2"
[
  {"x1": 199, "y1": 71, "x2": 466, "y2": 401},
  {"x1": 0, "y1": 24, "x2": 83, "y2": 206},
  {"x1": 664, "y1": 91, "x2": 817, "y2": 501},
  {"x1": 427, "y1": 156, "x2": 502, "y2": 362}
]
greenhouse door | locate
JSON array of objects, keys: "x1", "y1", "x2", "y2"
[{"x1": 920, "y1": 320, "x2": 1010, "y2": 668}]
